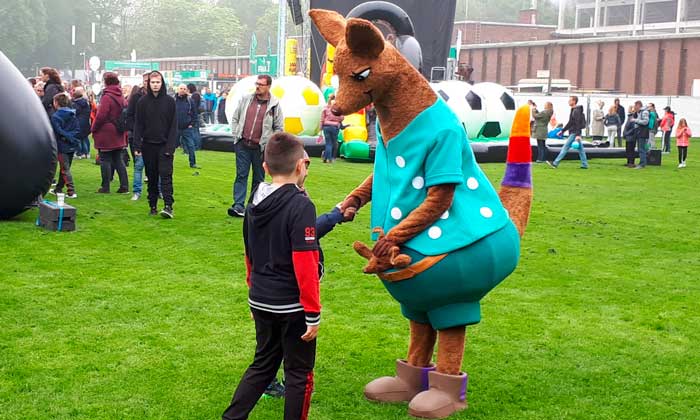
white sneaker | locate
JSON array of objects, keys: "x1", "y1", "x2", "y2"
[
  {"x1": 681, "y1": 162, "x2": 687, "y2": 168},
  {"x1": 131, "y1": 193, "x2": 140, "y2": 201},
  {"x1": 66, "y1": 193, "x2": 77, "y2": 199}
]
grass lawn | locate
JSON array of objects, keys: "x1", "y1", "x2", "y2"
[{"x1": 1, "y1": 144, "x2": 699, "y2": 420}]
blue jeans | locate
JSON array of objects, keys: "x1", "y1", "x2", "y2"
[
  {"x1": 79, "y1": 136, "x2": 90, "y2": 156},
  {"x1": 132, "y1": 154, "x2": 144, "y2": 194},
  {"x1": 233, "y1": 141, "x2": 264, "y2": 209},
  {"x1": 637, "y1": 136, "x2": 648, "y2": 167},
  {"x1": 552, "y1": 133, "x2": 589, "y2": 168},
  {"x1": 322, "y1": 125, "x2": 339, "y2": 161},
  {"x1": 179, "y1": 127, "x2": 197, "y2": 167}
]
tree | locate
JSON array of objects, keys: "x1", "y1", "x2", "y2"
[{"x1": 0, "y1": 0, "x2": 49, "y2": 72}]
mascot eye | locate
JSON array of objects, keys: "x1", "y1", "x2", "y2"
[{"x1": 352, "y1": 68, "x2": 371, "y2": 81}]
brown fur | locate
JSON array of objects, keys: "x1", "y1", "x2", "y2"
[
  {"x1": 310, "y1": 8, "x2": 532, "y2": 379},
  {"x1": 498, "y1": 186, "x2": 532, "y2": 237}
]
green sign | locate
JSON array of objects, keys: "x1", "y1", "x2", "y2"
[
  {"x1": 105, "y1": 60, "x2": 159, "y2": 71},
  {"x1": 170, "y1": 70, "x2": 209, "y2": 84},
  {"x1": 255, "y1": 55, "x2": 277, "y2": 76}
]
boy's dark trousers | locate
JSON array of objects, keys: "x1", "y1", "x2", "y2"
[
  {"x1": 222, "y1": 309, "x2": 316, "y2": 420},
  {"x1": 55, "y1": 153, "x2": 75, "y2": 194},
  {"x1": 141, "y1": 142, "x2": 174, "y2": 208}
]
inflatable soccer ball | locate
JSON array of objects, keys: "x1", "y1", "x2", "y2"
[
  {"x1": 470, "y1": 82, "x2": 517, "y2": 140},
  {"x1": 225, "y1": 76, "x2": 258, "y2": 124},
  {"x1": 431, "y1": 80, "x2": 485, "y2": 141},
  {"x1": 270, "y1": 76, "x2": 326, "y2": 136}
]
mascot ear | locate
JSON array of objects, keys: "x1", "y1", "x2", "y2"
[
  {"x1": 309, "y1": 9, "x2": 346, "y2": 47},
  {"x1": 345, "y1": 18, "x2": 385, "y2": 58}
]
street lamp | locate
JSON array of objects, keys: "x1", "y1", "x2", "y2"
[{"x1": 231, "y1": 41, "x2": 240, "y2": 80}]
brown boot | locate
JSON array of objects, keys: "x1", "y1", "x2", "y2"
[
  {"x1": 364, "y1": 359, "x2": 435, "y2": 403},
  {"x1": 408, "y1": 370, "x2": 468, "y2": 418}
]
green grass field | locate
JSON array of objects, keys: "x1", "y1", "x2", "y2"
[{"x1": 1, "y1": 145, "x2": 699, "y2": 420}]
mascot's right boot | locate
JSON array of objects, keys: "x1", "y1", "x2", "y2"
[
  {"x1": 364, "y1": 359, "x2": 436, "y2": 403},
  {"x1": 408, "y1": 371, "x2": 468, "y2": 419}
]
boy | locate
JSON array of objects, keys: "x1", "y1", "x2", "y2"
[
  {"x1": 50, "y1": 93, "x2": 81, "y2": 198},
  {"x1": 263, "y1": 151, "x2": 351, "y2": 399},
  {"x1": 222, "y1": 133, "x2": 320, "y2": 420}
]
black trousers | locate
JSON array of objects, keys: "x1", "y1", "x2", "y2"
[
  {"x1": 678, "y1": 146, "x2": 688, "y2": 163},
  {"x1": 141, "y1": 142, "x2": 174, "y2": 208},
  {"x1": 99, "y1": 149, "x2": 129, "y2": 191},
  {"x1": 625, "y1": 140, "x2": 637, "y2": 165},
  {"x1": 222, "y1": 309, "x2": 316, "y2": 420}
]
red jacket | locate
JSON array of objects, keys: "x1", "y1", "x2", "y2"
[
  {"x1": 660, "y1": 113, "x2": 675, "y2": 132},
  {"x1": 92, "y1": 85, "x2": 127, "y2": 151}
]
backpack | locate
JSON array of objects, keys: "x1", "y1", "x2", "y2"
[{"x1": 104, "y1": 94, "x2": 128, "y2": 133}]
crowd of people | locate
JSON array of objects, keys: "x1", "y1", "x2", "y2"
[{"x1": 529, "y1": 96, "x2": 690, "y2": 169}]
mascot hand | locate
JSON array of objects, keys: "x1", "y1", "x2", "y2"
[
  {"x1": 340, "y1": 196, "x2": 361, "y2": 221},
  {"x1": 353, "y1": 240, "x2": 412, "y2": 276},
  {"x1": 372, "y1": 236, "x2": 396, "y2": 257}
]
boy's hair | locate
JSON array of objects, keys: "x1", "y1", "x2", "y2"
[
  {"x1": 264, "y1": 132, "x2": 305, "y2": 176},
  {"x1": 53, "y1": 92, "x2": 71, "y2": 108},
  {"x1": 103, "y1": 72, "x2": 120, "y2": 86},
  {"x1": 569, "y1": 95, "x2": 579, "y2": 104}
]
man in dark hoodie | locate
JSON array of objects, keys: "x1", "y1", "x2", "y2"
[
  {"x1": 547, "y1": 95, "x2": 589, "y2": 169},
  {"x1": 40, "y1": 67, "x2": 64, "y2": 116},
  {"x1": 133, "y1": 71, "x2": 178, "y2": 218},
  {"x1": 222, "y1": 133, "x2": 320, "y2": 420},
  {"x1": 126, "y1": 72, "x2": 150, "y2": 201},
  {"x1": 175, "y1": 83, "x2": 200, "y2": 169},
  {"x1": 187, "y1": 83, "x2": 203, "y2": 150}
]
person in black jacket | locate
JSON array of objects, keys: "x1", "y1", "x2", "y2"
[
  {"x1": 71, "y1": 87, "x2": 92, "y2": 159},
  {"x1": 126, "y1": 72, "x2": 150, "y2": 201},
  {"x1": 614, "y1": 98, "x2": 626, "y2": 147},
  {"x1": 40, "y1": 67, "x2": 64, "y2": 116},
  {"x1": 175, "y1": 84, "x2": 200, "y2": 169},
  {"x1": 217, "y1": 91, "x2": 228, "y2": 125},
  {"x1": 133, "y1": 71, "x2": 177, "y2": 218},
  {"x1": 547, "y1": 95, "x2": 589, "y2": 169},
  {"x1": 222, "y1": 133, "x2": 320, "y2": 420},
  {"x1": 187, "y1": 83, "x2": 203, "y2": 150}
]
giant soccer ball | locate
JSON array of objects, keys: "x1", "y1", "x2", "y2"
[
  {"x1": 431, "y1": 81, "x2": 516, "y2": 141},
  {"x1": 431, "y1": 80, "x2": 486, "y2": 141},
  {"x1": 225, "y1": 76, "x2": 258, "y2": 124},
  {"x1": 470, "y1": 82, "x2": 517, "y2": 140},
  {"x1": 270, "y1": 76, "x2": 326, "y2": 136}
]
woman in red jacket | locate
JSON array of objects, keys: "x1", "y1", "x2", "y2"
[
  {"x1": 659, "y1": 106, "x2": 675, "y2": 154},
  {"x1": 92, "y1": 72, "x2": 129, "y2": 193}
]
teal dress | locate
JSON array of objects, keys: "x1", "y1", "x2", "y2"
[{"x1": 371, "y1": 98, "x2": 520, "y2": 329}]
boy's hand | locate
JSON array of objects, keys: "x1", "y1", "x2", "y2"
[{"x1": 301, "y1": 325, "x2": 319, "y2": 342}]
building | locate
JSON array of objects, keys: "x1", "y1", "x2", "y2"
[{"x1": 457, "y1": 0, "x2": 700, "y2": 95}]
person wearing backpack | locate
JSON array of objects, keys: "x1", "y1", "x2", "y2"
[
  {"x1": 92, "y1": 72, "x2": 129, "y2": 194},
  {"x1": 49, "y1": 93, "x2": 82, "y2": 199}
]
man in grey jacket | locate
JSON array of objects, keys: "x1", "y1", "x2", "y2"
[{"x1": 228, "y1": 75, "x2": 284, "y2": 217}]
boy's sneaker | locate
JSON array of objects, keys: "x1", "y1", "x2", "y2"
[
  {"x1": 149, "y1": 207, "x2": 158, "y2": 216},
  {"x1": 66, "y1": 193, "x2": 77, "y2": 199},
  {"x1": 131, "y1": 193, "x2": 141, "y2": 201},
  {"x1": 263, "y1": 378, "x2": 286, "y2": 398},
  {"x1": 228, "y1": 205, "x2": 245, "y2": 217},
  {"x1": 116, "y1": 187, "x2": 129, "y2": 194},
  {"x1": 545, "y1": 161, "x2": 557, "y2": 169},
  {"x1": 160, "y1": 206, "x2": 174, "y2": 219}
]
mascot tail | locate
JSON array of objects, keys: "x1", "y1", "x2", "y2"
[{"x1": 498, "y1": 105, "x2": 533, "y2": 237}]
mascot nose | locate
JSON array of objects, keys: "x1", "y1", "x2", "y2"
[{"x1": 331, "y1": 107, "x2": 343, "y2": 116}]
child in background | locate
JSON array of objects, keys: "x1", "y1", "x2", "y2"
[
  {"x1": 50, "y1": 93, "x2": 82, "y2": 198},
  {"x1": 675, "y1": 118, "x2": 691, "y2": 168}
]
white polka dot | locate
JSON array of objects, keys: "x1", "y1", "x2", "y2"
[
  {"x1": 480, "y1": 207, "x2": 493, "y2": 218},
  {"x1": 391, "y1": 207, "x2": 402, "y2": 220},
  {"x1": 395, "y1": 156, "x2": 406, "y2": 168},
  {"x1": 428, "y1": 226, "x2": 442, "y2": 239},
  {"x1": 440, "y1": 210, "x2": 449, "y2": 220},
  {"x1": 412, "y1": 176, "x2": 425, "y2": 189},
  {"x1": 467, "y1": 177, "x2": 479, "y2": 190}
]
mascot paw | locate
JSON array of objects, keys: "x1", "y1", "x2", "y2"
[{"x1": 354, "y1": 241, "x2": 412, "y2": 275}]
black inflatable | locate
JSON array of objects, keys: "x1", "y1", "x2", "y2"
[
  {"x1": 0, "y1": 53, "x2": 56, "y2": 220},
  {"x1": 346, "y1": 1, "x2": 423, "y2": 71}
]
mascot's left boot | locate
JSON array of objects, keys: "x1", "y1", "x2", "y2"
[{"x1": 408, "y1": 327, "x2": 467, "y2": 419}]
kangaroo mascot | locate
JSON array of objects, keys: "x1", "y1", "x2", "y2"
[{"x1": 309, "y1": 9, "x2": 533, "y2": 419}]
